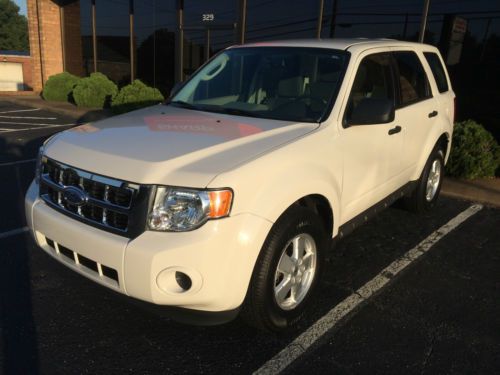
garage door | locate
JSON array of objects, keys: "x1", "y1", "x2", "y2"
[{"x1": 0, "y1": 62, "x2": 24, "y2": 91}]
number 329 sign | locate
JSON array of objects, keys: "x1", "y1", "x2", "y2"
[{"x1": 202, "y1": 13, "x2": 215, "y2": 22}]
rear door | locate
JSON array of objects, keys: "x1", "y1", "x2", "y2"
[{"x1": 390, "y1": 50, "x2": 438, "y2": 178}]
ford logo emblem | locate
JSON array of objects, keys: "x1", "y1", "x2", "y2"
[{"x1": 62, "y1": 186, "x2": 87, "y2": 207}]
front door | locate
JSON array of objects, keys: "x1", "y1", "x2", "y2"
[{"x1": 339, "y1": 52, "x2": 404, "y2": 223}]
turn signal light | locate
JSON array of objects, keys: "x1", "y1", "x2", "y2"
[{"x1": 208, "y1": 190, "x2": 233, "y2": 218}]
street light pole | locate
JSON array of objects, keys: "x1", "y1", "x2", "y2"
[{"x1": 418, "y1": 0, "x2": 431, "y2": 43}]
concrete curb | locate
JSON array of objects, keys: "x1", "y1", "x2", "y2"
[
  {"x1": 441, "y1": 177, "x2": 500, "y2": 208},
  {"x1": 0, "y1": 95, "x2": 113, "y2": 123}
]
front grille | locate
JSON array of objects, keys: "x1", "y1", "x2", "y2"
[{"x1": 39, "y1": 157, "x2": 152, "y2": 238}]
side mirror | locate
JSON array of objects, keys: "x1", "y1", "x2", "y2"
[{"x1": 346, "y1": 98, "x2": 395, "y2": 126}]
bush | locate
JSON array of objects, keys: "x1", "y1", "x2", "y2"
[
  {"x1": 111, "y1": 80, "x2": 164, "y2": 114},
  {"x1": 72, "y1": 72, "x2": 118, "y2": 108},
  {"x1": 446, "y1": 120, "x2": 500, "y2": 179},
  {"x1": 42, "y1": 72, "x2": 81, "y2": 102}
]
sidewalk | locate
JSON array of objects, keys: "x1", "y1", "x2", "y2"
[
  {"x1": 442, "y1": 177, "x2": 500, "y2": 208},
  {"x1": 0, "y1": 94, "x2": 112, "y2": 123}
]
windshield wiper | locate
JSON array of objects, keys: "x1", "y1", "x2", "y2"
[
  {"x1": 168, "y1": 100, "x2": 202, "y2": 110},
  {"x1": 204, "y1": 106, "x2": 263, "y2": 119}
]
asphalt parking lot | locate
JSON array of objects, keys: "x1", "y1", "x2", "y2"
[{"x1": 0, "y1": 101, "x2": 499, "y2": 374}]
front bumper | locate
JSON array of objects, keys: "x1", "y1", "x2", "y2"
[{"x1": 25, "y1": 180, "x2": 272, "y2": 314}]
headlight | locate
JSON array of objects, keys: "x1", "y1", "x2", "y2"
[{"x1": 148, "y1": 187, "x2": 233, "y2": 232}]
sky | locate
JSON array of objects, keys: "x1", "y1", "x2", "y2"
[{"x1": 13, "y1": 0, "x2": 27, "y2": 16}]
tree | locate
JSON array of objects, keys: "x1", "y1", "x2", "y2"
[{"x1": 0, "y1": 0, "x2": 29, "y2": 52}]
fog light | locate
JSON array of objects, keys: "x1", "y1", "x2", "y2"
[
  {"x1": 156, "y1": 267, "x2": 202, "y2": 295},
  {"x1": 175, "y1": 271, "x2": 192, "y2": 291}
]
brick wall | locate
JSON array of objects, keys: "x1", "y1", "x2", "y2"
[{"x1": 27, "y1": 0, "x2": 64, "y2": 92}]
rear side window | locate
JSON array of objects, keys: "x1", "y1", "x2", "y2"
[
  {"x1": 393, "y1": 51, "x2": 431, "y2": 106},
  {"x1": 424, "y1": 52, "x2": 449, "y2": 93}
]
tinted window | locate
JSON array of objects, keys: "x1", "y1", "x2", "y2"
[
  {"x1": 345, "y1": 53, "x2": 394, "y2": 123},
  {"x1": 393, "y1": 51, "x2": 430, "y2": 106},
  {"x1": 424, "y1": 52, "x2": 449, "y2": 93}
]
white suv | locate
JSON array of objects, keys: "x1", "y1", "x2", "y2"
[{"x1": 26, "y1": 39, "x2": 454, "y2": 331}]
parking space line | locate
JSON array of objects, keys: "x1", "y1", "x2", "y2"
[
  {"x1": 0, "y1": 108, "x2": 40, "y2": 114},
  {"x1": 0, "y1": 158, "x2": 36, "y2": 167},
  {"x1": 254, "y1": 204, "x2": 484, "y2": 375},
  {"x1": 0, "y1": 115, "x2": 57, "y2": 120},
  {"x1": 0, "y1": 226, "x2": 29, "y2": 240},
  {"x1": 0, "y1": 124, "x2": 77, "y2": 133},
  {"x1": 0, "y1": 121, "x2": 75, "y2": 126}
]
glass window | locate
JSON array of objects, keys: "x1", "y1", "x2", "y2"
[
  {"x1": 345, "y1": 53, "x2": 394, "y2": 123},
  {"x1": 95, "y1": 0, "x2": 131, "y2": 85},
  {"x1": 424, "y1": 52, "x2": 449, "y2": 93},
  {"x1": 80, "y1": 0, "x2": 93, "y2": 77},
  {"x1": 135, "y1": 0, "x2": 176, "y2": 96},
  {"x1": 393, "y1": 51, "x2": 431, "y2": 106},
  {"x1": 172, "y1": 47, "x2": 348, "y2": 123},
  {"x1": 246, "y1": 0, "x2": 318, "y2": 42}
]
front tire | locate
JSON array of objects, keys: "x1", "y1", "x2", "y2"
[
  {"x1": 241, "y1": 206, "x2": 327, "y2": 332},
  {"x1": 404, "y1": 147, "x2": 445, "y2": 213}
]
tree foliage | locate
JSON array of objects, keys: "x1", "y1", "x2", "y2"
[{"x1": 0, "y1": 0, "x2": 29, "y2": 52}]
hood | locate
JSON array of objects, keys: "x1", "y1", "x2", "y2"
[{"x1": 45, "y1": 105, "x2": 318, "y2": 187}]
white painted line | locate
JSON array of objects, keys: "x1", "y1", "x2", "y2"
[
  {"x1": 0, "y1": 226, "x2": 29, "y2": 240},
  {"x1": 0, "y1": 108, "x2": 40, "y2": 114},
  {"x1": 254, "y1": 204, "x2": 484, "y2": 375},
  {"x1": 0, "y1": 124, "x2": 76, "y2": 133},
  {"x1": 0, "y1": 115, "x2": 57, "y2": 120},
  {"x1": 0, "y1": 121, "x2": 74, "y2": 126},
  {"x1": 0, "y1": 158, "x2": 36, "y2": 167}
]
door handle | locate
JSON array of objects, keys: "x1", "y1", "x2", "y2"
[
  {"x1": 428, "y1": 110, "x2": 438, "y2": 118},
  {"x1": 388, "y1": 125, "x2": 401, "y2": 135}
]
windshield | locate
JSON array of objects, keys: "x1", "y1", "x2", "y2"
[{"x1": 171, "y1": 47, "x2": 349, "y2": 123}]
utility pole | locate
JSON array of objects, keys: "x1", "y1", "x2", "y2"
[
  {"x1": 329, "y1": 0, "x2": 338, "y2": 38},
  {"x1": 418, "y1": 0, "x2": 431, "y2": 43}
]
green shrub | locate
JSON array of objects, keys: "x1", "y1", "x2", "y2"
[
  {"x1": 111, "y1": 80, "x2": 164, "y2": 114},
  {"x1": 72, "y1": 72, "x2": 118, "y2": 108},
  {"x1": 446, "y1": 120, "x2": 500, "y2": 179},
  {"x1": 42, "y1": 72, "x2": 81, "y2": 102}
]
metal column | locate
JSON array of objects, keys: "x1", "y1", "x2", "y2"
[
  {"x1": 175, "y1": 0, "x2": 184, "y2": 83},
  {"x1": 316, "y1": 0, "x2": 325, "y2": 39},
  {"x1": 91, "y1": 0, "x2": 97, "y2": 72},
  {"x1": 129, "y1": 0, "x2": 135, "y2": 82}
]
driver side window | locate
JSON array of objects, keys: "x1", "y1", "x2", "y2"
[{"x1": 345, "y1": 53, "x2": 394, "y2": 124}]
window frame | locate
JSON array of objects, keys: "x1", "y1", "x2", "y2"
[
  {"x1": 391, "y1": 50, "x2": 433, "y2": 109},
  {"x1": 342, "y1": 51, "x2": 396, "y2": 128}
]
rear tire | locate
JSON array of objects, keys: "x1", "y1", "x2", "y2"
[
  {"x1": 241, "y1": 206, "x2": 327, "y2": 332},
  {"x1": 404, "y1": 147, "x2": 445, "y2": 213}
]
